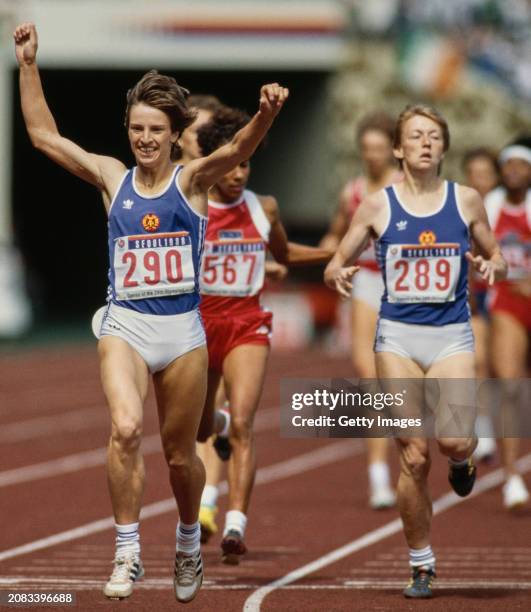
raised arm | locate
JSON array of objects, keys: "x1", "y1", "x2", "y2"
[
  {"x1": 260, "y1": 196, "x2": 332, "y2": 266},
  {"x1": 14, "y1": 23, "x2": 125, "y2": 200},
  {"x1": 458, "y1": 185, "x2": 507, "y2": 285},
  {"x1": 180, "y1": 84, "x2": 288, "y2": 202},
  {"x1": 324, "y1": 192, "x2": 386, "y2": 297}
]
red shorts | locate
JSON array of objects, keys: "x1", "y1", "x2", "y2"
[
  {"x1": 202, "y1": 309, "x2": 272, "y2": 373},
  {"x1": 489, "y1": 283, "x2": 531, "y2": 330}
]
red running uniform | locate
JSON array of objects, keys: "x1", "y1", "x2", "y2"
[
  {"x1": 200, "y1": 190, "x2": 272, "y2": 372},
  {"x1": 486, "y1": 187, "x2": 531, "y2": 329}
]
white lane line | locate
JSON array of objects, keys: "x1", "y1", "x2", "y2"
[
  {"x1": 0, "y1": 406, "x2": 279, "y2": 487},
  {"x1": 0, "y1": 439, "x2": 362, "y2": 563},
  {"x1": 243, "y1": 453, "x2": 531, "y2": 611},
  {"x1": 1, "y1": 578, "x2": 530, "y2": 591},
  {"x1": 0, "y1": 407, "x2": 106, "y2": 443}
]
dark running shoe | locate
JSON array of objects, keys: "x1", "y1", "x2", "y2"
[
  {"x1": 213, "y1": 435, "x2": 232, "y2": 461},
  {"x1": 221, "y1": 529, "x2": 247, "y2": 565},
  {"x1": 403, "y1": 566, "x2": 436, "y2": 598},
  {"x1": 448, "y1": 458, "x2": 476, "y2": 497}
]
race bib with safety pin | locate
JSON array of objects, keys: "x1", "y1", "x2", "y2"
[
  {"x1": 114, "y1": 231, "x2": 195, "y2": 300},
  {"x1": 385, "y1": 241, "x2": 461, "y2": 303},
  {"x1": 200, "y1": 239, "x2": 266, "y2": 297}
]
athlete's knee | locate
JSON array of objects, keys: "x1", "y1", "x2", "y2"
[
  {"x1": 164, "y1": 445, "x2": 195, "y2": 471},
  {"x1": 110, "y1": 419, "x2": 143, "y2": 453},
  {"x1": 399, "y1": 440, "x2": 430, "y2": 479},
  {"x1": 437, "y1": 436, "x2": 475, "y2": 458},
  {"x1": 230, "y1": 414, "x2": 253, "y2": 444}
]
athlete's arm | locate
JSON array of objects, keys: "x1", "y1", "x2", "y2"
[
  {"x1": 261, "y1": 196, "x2": 333, "y2": 266},
  {"x1": 458, "y1": 185, "x2": 507, "y2": 285},
  {"x1": 180, "y1": 84, "x2": 288, "y2": 214},
  {"x1": 318, "y1": 185, "x2": 352, "y2": 250},
  {"x1": 324, "y1": 192, "x2": 385, "y2": 297},
  {"x1": 14, "y1": 23, "x2": 125, "y2": 201}
]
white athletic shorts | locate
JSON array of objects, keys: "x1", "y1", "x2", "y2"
[
  {"x1": 374, "y1": 318, "x2": 474, "y2": 371},
  {"x1": 92, "y1": 303, "x2": 206, "y2": 374},
  {"x1": 351, "y1": 267, "x2": 384, "y2": 311}
]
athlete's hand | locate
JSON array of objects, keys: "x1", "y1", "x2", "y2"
[
  {"x1": 258, "y1": 83, "x2": 289, "y2": 120},
  {"x1": 466, "y1": 252, "x2": 497, "y2": 285},
  {"x1": 324, "y1": 265, "x2": 360, "y2": 298},
  {"x1": 13, "y1": 23, "x2": 38, "y2": 66},
  {"x1": 265, "y1": 261, "x2": 288, "y2": 281}
]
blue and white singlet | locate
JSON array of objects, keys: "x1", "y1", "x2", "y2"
[
  {"x1": 107, "y1": 165, "x2": 207, "y2": 315},
  {"x1": 376, "y1": 181, "x2": 470, "y2": 326}
]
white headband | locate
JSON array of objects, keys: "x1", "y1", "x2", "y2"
[{"x1": 498, "y1": 145, "x2": 531, "y2": 165}]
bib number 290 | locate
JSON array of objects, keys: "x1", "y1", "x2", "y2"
[{"x1": 123, "y1": 250, "x2": 183, "y2": 287}]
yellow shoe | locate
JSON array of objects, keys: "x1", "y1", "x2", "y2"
[{"x1": 199, "y1": 505, "x2": 218, "y2": 543}]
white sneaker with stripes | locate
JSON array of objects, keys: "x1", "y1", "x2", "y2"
[
  {"x1": 174, "y1": 551, "x2": 203, "y2": 603},
  {"x1": 103, "y1": 551, "x2": 144, "y2": 599}
]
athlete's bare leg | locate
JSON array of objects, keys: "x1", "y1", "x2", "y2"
[
  {"x1": 197, "y1": 381, "x2": 227, "y2": 488},
  {"x1": 376, "y1": 351, "x2": 430, "y2": 548},
  {"x1": 99, "y1": 336, "x2": 149, "y2": 524},
  {"x1": 352, "y1": 298, "x2": 392, "y2": 503},
  {"x1": 154, "y1": 345, "x2": 208, "y2": 523},
  {"x1": 490, "y1": 312, "x2": 528, "y2": 477},
  {"x1": 471, "y1": 314, "x2": 489, "y2": 379},
  {"x1": 223, "y1": 344, "x2": 269, "y2": 513}
]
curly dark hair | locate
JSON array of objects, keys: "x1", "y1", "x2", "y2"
[
  {"x1": 196, "y1": 106, "x2": 251, "y2": 157},
  {"x1": 124, "y1": 70, "x2": 196, "y2": 161}
]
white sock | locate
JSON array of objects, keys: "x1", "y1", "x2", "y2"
[
  {"x1": 223, "y1": 510, "x2": 247, "y2": 537},
  {"x1": 449, "y1": 457, "x2": 469, "y2": 467},
  {"x1": 409, "y1": 545, "x2": 436, "y2": 569},
  {"x1": 115, "y1": 522, "x2": 140, "y2": 555},
  {"x1": 475, "y1": 414, "x2": 495, "y2": 438},
  {"x1": 176, "y1": 521, "x2": 201, "y2": 555},
  {"x1": 201, "y1": 484, "x2": 219, "y2": 508},
  {"x1": 368, "y1": 461, "x2": 390, "y2": 490},
  {"x1": 218, "y1": 408, "x2": 231, "y2": 438}
]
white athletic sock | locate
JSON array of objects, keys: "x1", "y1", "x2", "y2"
[
  {"x1": 449, "y1": 457, "x2": 469, "y2": 467},
  {"x1": 368, "y1": 461, "x2": 391, "y2": 490},
  {"x1": 115, "y1": 522, "x2": 140, "y2": 555},
  {"x1": 218, "y1": 408, "x2": 231, "y2": 438},
  {"x1": 223, "y1": 510, "x2": 247, "y2": 537},
  {"x1": 176, "y1": 521, "x2": 201, "y2": 555},
  {"x1": 201, "y1": 484, "x2": 219, "y2": 508},
  {"x1": 409, "y1": 545, "x2": 436, "y2": 569}
]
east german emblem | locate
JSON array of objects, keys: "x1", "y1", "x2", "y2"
[{"x1": 142, "y1": 213, "x2": 160, "y2": 233}]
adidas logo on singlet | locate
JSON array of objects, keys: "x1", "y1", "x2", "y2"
[
  {"x1": 122, "y1": 199, "x2": 134, "y2": 210},
  {"x1": 396, "y1": 220, "x2": 408, "y2": 231}
]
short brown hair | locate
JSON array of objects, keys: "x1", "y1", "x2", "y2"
[
  {"x1": 356, "y1": 112, "x2": 395, "y2": 144},
  {"x1": 188, "y1": 94, "x2": 223, "y2": 113},
  {"x1": 394, "y1": 104, "x2": 450, "y2": 152},
  {"x1": 124, "y1": 70, "x2": 196, "y2": 160},
  {"x1": 196, "y1": 106, "x2": 251, "y2": 157}
]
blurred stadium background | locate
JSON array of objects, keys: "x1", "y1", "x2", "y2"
[{"x1": 0, "y1": 0, "x2": 529, "y2": 348}]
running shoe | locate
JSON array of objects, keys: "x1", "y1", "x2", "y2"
[
  {"x1": 103, "y1": 551, "x2": 144, "y2": 599},
  {"x1": 213, "y1": 435, "x2": 232, "y2": 461},
  {"x1": 448, "y1": 458, "x2": 476, "y2": 497},
  {"x1": 221, "y1": 529, "x2": 247, "y2": 565},
  {"x1": 503, "y1": 475, "x2": 530, "y2": 510},
  {"x1": 403, "y1": 566, "x2": 436, "y2": 598},
  {"x1": 174, "y1": 551, "x2": 203, "y2": 603},
  {"x1": 199, "y1": 505, "x2": 218, "y2": 543},
  {"x1": 369, "y1": 486, "x2": 396, "y2": 510}
]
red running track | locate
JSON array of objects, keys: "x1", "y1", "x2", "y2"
[{"x1": 0, "y1": 344, "x2": 530, "y2": 611}]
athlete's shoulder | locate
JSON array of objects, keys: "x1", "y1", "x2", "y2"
[{"x1": 252, "y1": 192, "x2": 278, "y2": 222}]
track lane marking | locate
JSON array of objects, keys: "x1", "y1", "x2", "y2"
[
  {"x1": 0, "y1": 439, "x2": 362, "y2": 562},
  {"x1": 243, "y1": 453, "x2": 531, "y2": 611}
]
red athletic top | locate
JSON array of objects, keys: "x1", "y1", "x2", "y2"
[
  {"x1": 486, "y1": 188, "x2": 531, "y2": 285},
  {"x1": 200, "y1": 189, "x2": 271, "y2": 317}
]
